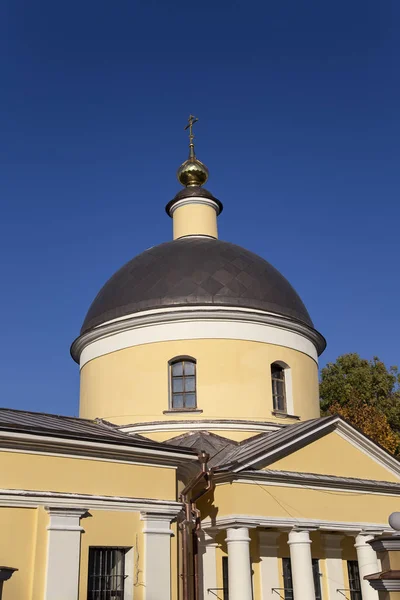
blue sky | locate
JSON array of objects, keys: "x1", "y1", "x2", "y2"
[{"x1": 0, "y1": 0, "x2": 399, "y2": 416}]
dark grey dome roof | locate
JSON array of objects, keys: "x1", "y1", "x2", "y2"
[{"x1": 81, "y1": 237, "x2": 314, "y2": 334}]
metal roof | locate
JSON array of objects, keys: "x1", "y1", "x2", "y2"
[
  {"x1": 165, "y1": 430, "x2": 238, "y2": 467},
  {"x1": 80, "y1": 237, "x2": 315, "y2": 333},
  {"x1": 0, "y1": 408, "x2": 196, "y2": 455},
  {"x1": 219, "y1": 416, "x2": 338, "y2": 469}
]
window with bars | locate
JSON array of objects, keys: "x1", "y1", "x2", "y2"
[
  {"x1": 282, "y1": 558, "x2": 322, "y2": 600},
  {"x1": 169, "y1": 358, "x2": 197, "y2": 410},
  {"x1": 271, "y1": 363, "x2": 287, "y2": 412},
  {"x1": 347, "y1": 560, "x2": 362, "y2": 600},
  {"x1": 222, "y1": 555, "x2": 254, "y2": 600},
  {"x1": 87, "y1": 547, "x2": 127, "y2": 600},
  {"x1": 222, "y1": 556, "x2": 229, "y2": 600}
]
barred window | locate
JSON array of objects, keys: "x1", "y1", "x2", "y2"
[
  {"x1": 282, "y1": 558, "x2": 322, "y2": 600},
  {"x1": 87, "y1": 547, "x2": 127, "y2": 600},
  {"x1": 347, "y1": 560, "x2": 362, "y2": 600},
  {"x1": 271, "y1": 363, "x2": 287, "y2": 412},
  {"x1": 170, "y1": 358, "x2": 197, "y2": 410}
]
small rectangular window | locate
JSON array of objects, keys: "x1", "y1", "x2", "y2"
[
  {"x1": 282, "y1": 558, "x2": 293, "y2": 600},
  {"x1": 170, "y1": 359, "x2": 197, "y2": 410},
  {"x1": 271, "y1": 363, "x2": 286, "y2": 412},
  {"x1": 87, "y1": 547, "x2": 127, "y2": 600},
  {"x1": 347, "y1": 560, "x2": 362, "y2": 600}
]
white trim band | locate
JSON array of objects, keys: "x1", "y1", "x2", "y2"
[
  {"x1": 119, "y1": 420, "x2": 282, "y2": 435},
  {"x1": 77, "y1": 312, "x2": 320, "y2": 368},
  {"x1": 202, "y1": 515, "x2": 391, "y2": 535},
  {"x1": 168, "y1": 196, "x2": 221, "y2": 215}
]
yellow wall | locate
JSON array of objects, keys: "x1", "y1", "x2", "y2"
[
  {"x1": 0, "y1": 450, "x2": 176, "y2": 499},
  {"x1": 269, "y1": 431, "x2": 399, "y2": 482},
  {"x1": 0, "y1": 507, "x2": 38, "y2": 600},
  {"x1": 80, "y1": 339, "x2": 319, "y2": 429},
  {"x1": 79, "y1": 510, "x2": 144, "y2": 600},
  {"x1": 209, "y1": 481, "x2": 398, "y2": 524},
  {"x1": 172, "y1": 203, "x2": 218, "y2": 239}
]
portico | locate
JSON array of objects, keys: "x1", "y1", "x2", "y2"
[{"x1": 201, "y1": 518, "x2": 388, "y2": 600}]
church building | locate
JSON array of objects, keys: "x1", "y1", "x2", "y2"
[{"x1": 0, "y1": 117, "x2": 399, "y2": 600}]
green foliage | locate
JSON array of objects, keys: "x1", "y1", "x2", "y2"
[{"x1": 320, "y1": 353, "x2": 400, "y2": 454}]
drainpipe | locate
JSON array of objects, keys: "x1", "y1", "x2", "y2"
[{"x1": 180, "y1": 451, "x2": 215, "y2": 600}]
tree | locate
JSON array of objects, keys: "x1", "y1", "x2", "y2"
[
  {"x1": 325, "y1": 399, "x2": 399, "y2": 455},
  {"x1": 320, "y1": 353, "x2": 400, "y2": 454}
]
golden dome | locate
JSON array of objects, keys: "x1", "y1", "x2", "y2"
[
  {"x1": 177, "y1": 114, "x2": 209, "y2": 187},
  {"x1": 177, "y1": 157, "x2": 209, "y2": 187}
]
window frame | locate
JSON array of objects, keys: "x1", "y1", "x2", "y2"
[
  {"x1": 169, "y1": 356, "x2": 197, "y2": 411},
  {"x1": 271, "y1": 362, "x2": 287, "y2": 413},
  {"x1": 347, "y1": 560, "x2": 362, "y2": 600},
  {"x1": 87, "y1": 546, "x2": 129, "y2": 600}
]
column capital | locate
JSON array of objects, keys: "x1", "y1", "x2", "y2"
[
  {"x1": 198, "y1": 529, "x2": 219, "y2": 547},
  {"x1": 226, "y1": 527, "x2": 251, "y2": 544},
  {"x1": 45, "y1": 506, "x2": 88, "y2": 532},
  {"x1": 140, "y1": 512, "x2": 174, "y2": 536},
  {"x1": 288, "y1": 528, "x2": 312, "y2": 545},
  {"x1": 354, "y1": 532, "x2": 376, "y2": 548}
]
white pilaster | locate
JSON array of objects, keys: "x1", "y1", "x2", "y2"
[
  {"x1": 198, "y1": 530, "x2": 218, "y2": 600},
  {"x1": 323, "y1": 533, "x2": 345, "y2": 599},
  {"x1": 141, "y1": 512, "x2": 174, "y2": 600},
  {"x1": 259, "y1": 531, "x2": 280, "y2": 600},
  {"x1": 354, "y1": 533, "x2": 379, "y2": 600},
  {"x1": 288, "y1": 529, "x2": 316, "y2": 600},
  {"x1": 225, "y1": 527, "x2": 253, "y2": 600},
  {"x1": 44, "y1": 507, "x2": 87, "y2": 600}
]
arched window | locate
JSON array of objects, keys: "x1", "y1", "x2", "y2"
[
  {"x1": 169, "y1": 358, "x2": 197, "y2": 410},
  {"x1": 271, "y1": 363, "x2": 286, "y2": 412}
]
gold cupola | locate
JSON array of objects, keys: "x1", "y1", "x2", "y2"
[
  {"x1": 177, "y1": 115, "x2": 209, "y2": 187},
  {"x1": 166, "y1": 115, "x2": 222, "y2": 240}
]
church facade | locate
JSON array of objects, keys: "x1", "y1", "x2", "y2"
[{"x1": 1, "y1": 120, "x2": 399, "y2": 600}]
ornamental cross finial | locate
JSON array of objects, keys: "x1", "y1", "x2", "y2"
[{"x1": 184, "y1": 114, "x2": 198, "y2": 158}]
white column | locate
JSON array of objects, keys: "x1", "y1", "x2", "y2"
[
  {"x1": 225, "y1": 527, "x2": 253, "y2": 600},
  {"x1": 288, "y1": 529, "x2": 316, "y2": 600},
  {"x1": 198, "y1": 530, "x2": 218, "y2": 600},
  {"x1": 44, "y1": 507, "x2": 87, "y2": 600},
  {"x1": 259, "y1": 531, "x2": 280, "y2": 600},
  {"x1": 354, "y1": 533, "x2": 379, "y2": 600},
  {"x1": 323, "y1": 534, "x2": 345, "y2": 599},
  {"x1": 141, "y1": 512, "x2": 174, "y2": 600}
]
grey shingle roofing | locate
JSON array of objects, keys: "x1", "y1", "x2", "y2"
[
  {"x1": 165, "y1": 431, "x2": 238, "y2": 467},
  {"x1": 165, "y1": 417, "x2": 339, "y2": 470},
  {"x1": 0, "y1": 408, "x2": 196, "y2": 455},
  {"x1": 80, "y1": 237, "x2": 315, "y2": 333}
]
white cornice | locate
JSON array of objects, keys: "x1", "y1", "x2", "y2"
[
  {"x1": 168, "y1": 197, "x2": 221, "y2": 215},
  {"x1": 202, "y1": 514, "x2": 391, "y2": 535},
  {"x1": 214, "y1": 470, "x2": 400, "y2": 496},
  {"x1": 71, "y1": 306, "x2": 325, "y2": 366},
  {"x1": 0, "y1": 430, "x2": 197, "y2": 468},
  {"x1": 0, "y1": 488, "x2": 183, "y2": 516},
  {"x1": 119, "y1": 420, "x2": 282, "y2": 435}
]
